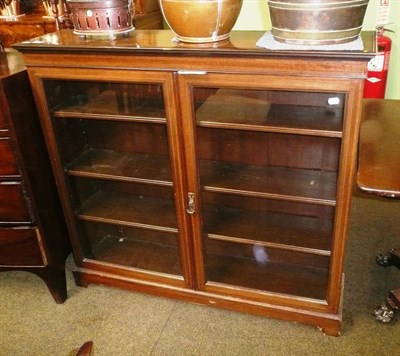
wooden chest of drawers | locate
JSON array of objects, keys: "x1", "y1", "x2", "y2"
[{"x1": 0, "y1": 49, "x2": 70, "y2": 303}]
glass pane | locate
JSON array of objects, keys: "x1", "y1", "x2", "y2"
[
  {"x1": 44, "y1": 80, "x2": 165, "y2": 119},
  {"x1": 44, "y1": 79, "x2": 182, "y2": 277},
  {"x1": 53, "y1": 118, "x2": 172, "y2": 182},
  {"x1": 205, "y1": 239, "x2": 329, "y2": 300},
  {"x1": 202, "y1": 193, "x2": 335, "y2": 253},
  {"x1": 195, "y1": 87, "x2": 344, "y2": 133},
  {"x1": 81, "y1": 222, "x2": 182, "y2": 275},
  {"x1": 202, "y1": 192, "x2": 333, "y2": 299},
  {"x1": 193, "y1": 86, "x2": 342, "y2": 299},
  {"x1": 196, "y1": 127, "x2": 341, "y2": 203}
]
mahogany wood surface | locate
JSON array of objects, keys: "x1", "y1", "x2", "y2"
[
  {"x1": 14, "y1": 29, "x2": 375, "y2": 60},
  {"x1": 15, "y1": 30, "x2": 375, "y2": 335},
  {"x1": 358, "y1": 99, "x2": 400, "y2": 198},
  {"x1": 0, "y1": 137, "x2": 20, "y2": 175},
  {"x1": 0, "y1": 182, "x2": 32, "y2": 222},
  {"x1": 357, "y1": 99, "x2": 400, "y2": 322},
  {"x1": 0, "y1": 15, "x2": 56, "y2": 48},
  {"x1": 0, "y1": 50, "x2": 70, "y2": 303}
]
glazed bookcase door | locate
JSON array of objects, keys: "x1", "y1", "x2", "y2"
[
  {"x1": 179, "y1": 72, "x2": 355, "y2": 311},
  {"x1": 28, "y1": 68, "x2": 192, "y2": 287}
]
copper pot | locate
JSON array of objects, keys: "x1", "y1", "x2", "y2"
[
  {"x1": 67, "y1": 0, "x2": 134, "y2": 36},
  {"x1": 268, "y1": 0, "x2": 370, "y2": 45},
  {"x1": 159, "y1": 0, "x2": 243, "y2": 43}
]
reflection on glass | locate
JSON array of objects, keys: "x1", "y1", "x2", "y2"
[
  {"x1": 44, "y1": 80, "x2": 166, "y2": 119},
  {"x1": 193, "y1": 86, "x2": 344, "y2": 299},
  {"x1": 194, "y1": 87, "x2": 344, "y2": 133},
  {"x1": 44, "y1": 79, "x2": 182, "y2": 277},
  {"x1": 205, "y1": 238, "x2": 329, "y2": 299}
]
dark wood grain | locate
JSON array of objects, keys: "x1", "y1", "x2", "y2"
[
  {"x1": 0, "y1": 50, "x2": 70, "y2": 303},
  {"x1": 0, "y1": 228, "x2": 44, "y2": 266},
  {"x1": 0, "y1": 138, "x2": 20, "y2": 177},
  {"x1": 13, "y1": 30, "x2": 376, "y2": 61},
  {"x1": 0, "y1": 182, "x2": 32, "y2": 223},
  {"x1": 358, "y1": 99, "x2": 400, "y2": 198}
]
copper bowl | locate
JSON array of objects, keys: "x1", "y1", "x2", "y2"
[
  {"x1": 159, "y1": 0, "x2": 243, "y2": 43},
  {"x1": 267, "y1": 0, "x2": 370, "y2": 45},
  {"x1": 67, "y1": 0, "x2": 134, "y2": 36}
]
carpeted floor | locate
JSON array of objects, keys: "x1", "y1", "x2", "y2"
[{"x1": 1, "y1": 194, "x2": 400, "y2": 356}]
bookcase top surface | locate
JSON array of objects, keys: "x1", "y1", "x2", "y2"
[
  {"x1": 13, "y1": 29, "x2": 376, "y2": 60},
  {"x1": 0, "y1": 50, "x2": 26, "y2": 79}
]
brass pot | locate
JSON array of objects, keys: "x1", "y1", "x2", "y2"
[
  {"x1": 159, "y1": 0, "x2": 243, "y2": 43},
  {"x1": 267, "y1": 0, "x2": 370, "y2": 45}
]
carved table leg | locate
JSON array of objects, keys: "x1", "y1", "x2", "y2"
[
  {"x1": 373, "y1": 289, "x2": 400, "y2": 323},
  {"x1": 374, "y1": 249, "x2": 400, "y2": 322},
  {"x1": 376, "y1": 248, "x2": 400, "y2": 268},
  {"x1": 376, "y1": 249, "x2": 395, "y2": 268}
]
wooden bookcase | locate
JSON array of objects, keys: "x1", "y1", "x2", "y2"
[{"x1": 14, "y1": 30, "x2": 374, "y2": 334}]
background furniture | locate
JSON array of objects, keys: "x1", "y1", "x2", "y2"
[
  {"x1": 0, "y1": 0, "x2": 163, "y2": 47},
  {"x1": 0, "y1": 14, "x2": 56, "y2": 48},
  {"x1": 15, "y1": 29, "x2": 374, "y2": 335},
  {"x1": 357, "y1": 99, "x2": 400, "y2": 322},
  {"x1": 0, "y1": 49, "x2": 70, "y2": 303}
]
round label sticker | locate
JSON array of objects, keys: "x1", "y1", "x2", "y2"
[{"x1": 367, "y1": 54, "x2": 385, "y2": 72}]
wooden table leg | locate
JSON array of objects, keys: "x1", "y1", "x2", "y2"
[
  {"x1": 376, "y1": 248, "x2": 400, "y2": 269},
  {"x1": 373, "y1": 289, "x2": 400, "y2": 323},
  {"x1": 374, "y1": 248, "x2": 400, "y2": 322}
]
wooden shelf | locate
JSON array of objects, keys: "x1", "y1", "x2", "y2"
[
  {"x1": 198, "y1": 103, "x2": 343, "y2": 137},
  {"x1": 206, "y1": 253, "x2": 328, "y2": 300},
  {"x1": 200, "y1": 160, "x2": 337, "y2": 205},
  {"x1": 91, "y1": 234, "x2": 183, "y2": 276},
  {"x1": 196, "y1": 89, "x2": 343, "y2": 137},
  {"x1": 54, "y1": 108, "x2": 166, "y2": 124},
  {"x1": 203, "y1": 205, "x2": 332, "y2": 256},
  {"x1": 53, "y1": 88, "x2": 166, "y2": 123},
  {"x1": 77, "y1": 191, "x2": 178, "y2": 233},
  {"x1": 67, "y1": 149, "x2": 172, "y2": 186}
]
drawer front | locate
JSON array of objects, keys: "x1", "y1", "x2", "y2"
[
  {"x1": 0, "y1": 182, "x2": 33, "y2": 223},
  {"x1": 0, "y1": 227, "x2": 46, "y2": 266},
  {"x1": 0, "y1": 138, "x2": 20, "y2": 177}
]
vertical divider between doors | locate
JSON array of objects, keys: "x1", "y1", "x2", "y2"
[{"x1": 174, "y1": 72, "x2": 208, "y2": 291}]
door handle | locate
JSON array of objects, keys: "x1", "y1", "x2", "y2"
[{"x1": 186, "y1": 192, "x2": 196, "y2": 214}]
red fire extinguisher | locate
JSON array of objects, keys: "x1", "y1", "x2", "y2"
[{"x1": 363, "y1": 26, "x2": 393, "y2": 99}]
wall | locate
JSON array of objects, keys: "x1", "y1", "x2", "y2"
[{"x1": 233, "y1": 0, "x2": 399, "y2": 99}]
